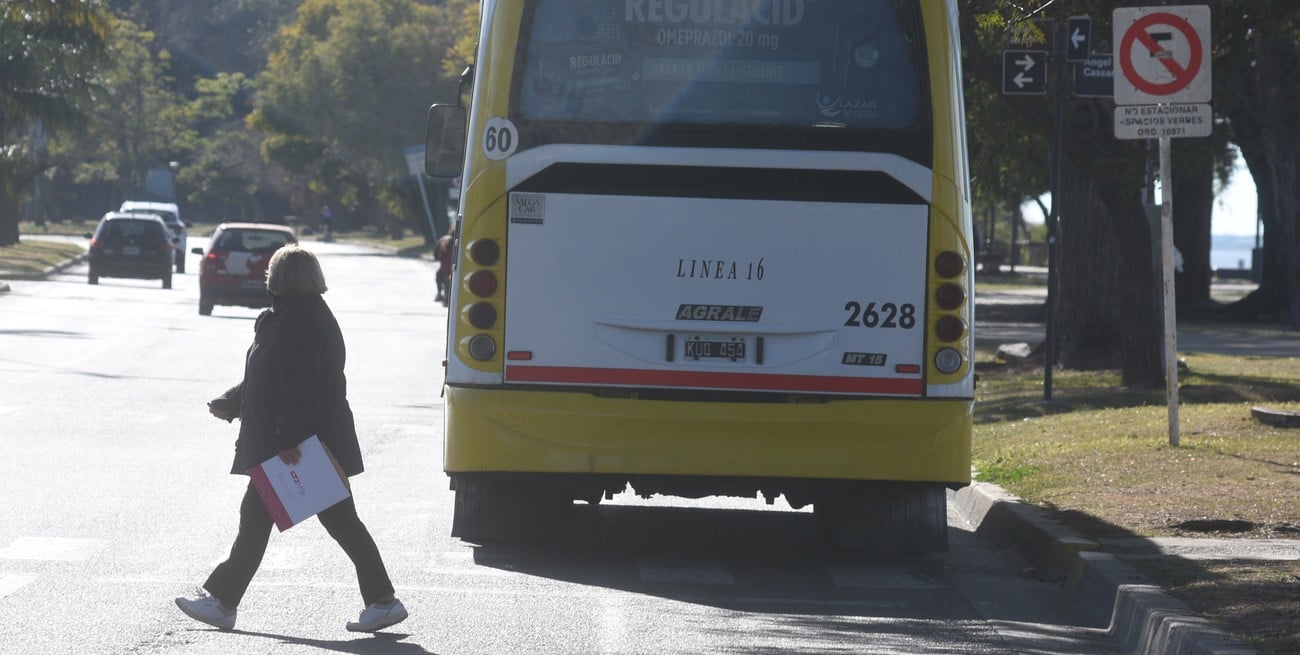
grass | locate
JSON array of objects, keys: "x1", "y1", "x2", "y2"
[
  {"x1": 0, "y1": 239, "x2": 85, "y2": 278},
  {"x1": 974, "y1": 353, "x2": 1300, "y2": 653}
]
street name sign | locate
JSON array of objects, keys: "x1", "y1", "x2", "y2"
[
  {"x1": 1074, "y1": 54, "x2": 1114, "y2": 98},
  {"x1": 1113, "y1": 6, "x2": 1211, "y2": 105},
  {"x1": 1002, "y1": 50, "x2": 1048, "y2": 95}
]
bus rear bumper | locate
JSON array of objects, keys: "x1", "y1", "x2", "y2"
[{"x1": 444, "y1": 386, "x2": 971, "y2": 490}]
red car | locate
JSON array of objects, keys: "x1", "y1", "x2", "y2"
[{"x1": 192, "y1": 223, "x2": 297, "y2": 316}]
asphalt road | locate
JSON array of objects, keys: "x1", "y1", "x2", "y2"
[{"x1": 0, "y1": 241, "x2": 1128, "y2": 654}]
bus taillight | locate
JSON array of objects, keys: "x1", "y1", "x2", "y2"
[
  {"x1": 934, "y1": 315, "x2": 965, "y2": 342},
  {"x1": 466, "y1": 270, "x2": 498, "y2": 297},
  {"x1": 468, "y1": 239, "x2": 501, "y2": 266},
  {"x1": 934, "y1": 251, "x2": 964, "y2": 278},
  {"x1": 935, "y1": 348, "x2": 962, "y2": 374},
  {"x1": 467, "y1": 302, "x2": 498, "y2": 329},
  {"x1": 935, "y1": 283, "x2": 965, "y2": 310}
]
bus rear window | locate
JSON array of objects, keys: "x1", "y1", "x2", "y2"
[{"x1": 517, "y1": 0, "x2": 925, "y2": 129}]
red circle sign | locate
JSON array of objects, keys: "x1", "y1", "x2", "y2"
[{"x1": 1118, "y1": 12, "x2": 1203, "y2": 96}]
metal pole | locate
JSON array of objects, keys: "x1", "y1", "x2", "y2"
[
  {"x1": 1044, "y1": 24, "x2": 1065, "y2": 401},
  {"x1": 1159, "y1": 136, "x2": 1180, "y2": 447},
  {"x1": 414, "y1": 173, "x2": 438, "y2": 239}
]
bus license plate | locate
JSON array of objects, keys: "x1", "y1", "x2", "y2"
[{"x1": 684, "y1": 337, "x2": 746, "y2": 362}]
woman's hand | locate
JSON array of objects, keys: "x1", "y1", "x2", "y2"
[
  {"x1": 278, "y1": 447, "x2": 302, "y2": 465},
  {"x1": 207, "y1": 400, "x2": 236, "y2": 422}
]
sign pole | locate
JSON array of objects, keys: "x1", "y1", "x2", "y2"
[
  {"x1": 1043, "y1": 22, "x2": 1066, "y2": 401},
  {"x1": 1158, "y1": 134, "x2": 1180, "y2": 446}
]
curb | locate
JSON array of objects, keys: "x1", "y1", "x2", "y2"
[
  {"x1": 0, "y1": 252, "x2": 88, "y2": 290},
  {"x1": 954, "y1": 483, "x2": 1257, "y2": 655}
]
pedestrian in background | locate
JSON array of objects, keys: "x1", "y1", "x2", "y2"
[
  {"x1": 435, "y1": 223, "x2": 456, "y2": 306},
  {"x1": 320, "y1": 204, "x2": 334, "y2": 242},
  {"x1": 175, "y1": 244, "x2": 408, "y2": 633}
]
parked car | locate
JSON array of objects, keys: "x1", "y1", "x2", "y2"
[
  {"x1": 86, "y1": 212, "x2": 175, "y2": 288},
  {"x1": 119, "y1": 201, "x2": 189, "y2": 273},
  {"x1": 192, "y1": 223, "x2": 297, "y2": 316}
]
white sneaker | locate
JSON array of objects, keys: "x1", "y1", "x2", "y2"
[
  {"x1": 175, "y1": 594, "x2": 237, "y2": 631},
  {"x1": 346, "y1": 599, "x2": 408, "y2": 632}
]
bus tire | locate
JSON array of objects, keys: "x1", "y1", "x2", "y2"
[
  {"x1": 822, "y1": 482, "x2": 948, "y2": 553},
  {"x1": 451, "y1": 474, "x2": 571, "y2": 542}
]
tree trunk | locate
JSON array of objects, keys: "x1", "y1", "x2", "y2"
[
  {"x1": 1056, "y1": 153, "x2": 1165, "y2": 388},
  {"x1": 1222, "y1": 22, "x2": 1300, "y2": 324},
  {"x1": 1172, "y1": 140, "x2": 1214, "y2": 314}
]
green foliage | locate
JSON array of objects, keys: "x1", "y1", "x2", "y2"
[
  {"x1": 249, "y1": 0, "x2": 455, "y2": 225},
  {"x1": 49, "y1": 15, "x2": 192, "y2": 193},
  {"x1": 0, "y1": 0, "x2": 112, "y2": 244}
]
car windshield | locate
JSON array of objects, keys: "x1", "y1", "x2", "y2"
[
  {"x1": 131, "y1": 210, "x2": 180, "y2": 226},
  {"x1": 216, "y1": 229, "x2": 292, "y2": 252},
  {"x1": 103, "y1": 219, "x2": 164, "y2": 240}
]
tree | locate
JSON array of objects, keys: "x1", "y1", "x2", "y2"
[
  {"x1": 176, "y1": 73, "x2": 270, "y2": 219},
  {"x1": 49, "y1": 15, "x2": 192, "y2": 205},
  {"x1": 1213, "y1": 2, "x2": 1300, "y2": 325},
  {"x1": 959, "y1": 1, "x2": 1290, "y2": 386},
  {"x1": 0, "y1": 0, "x2": 110, "y2": 245},
  {"x1": 248, "y1": 0, "x2": 452, "y2": 233}
]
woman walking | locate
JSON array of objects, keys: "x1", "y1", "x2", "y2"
[{"x1": 175, "y1": 244, "x2": 407, "y2": 633}]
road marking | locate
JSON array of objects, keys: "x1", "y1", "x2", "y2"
[
  {"x1": 0, "y1": 407, "x2": 18, "y2": 417},
  {"x1": 0, "y1": 574, "x2": 37, "y2": 600},
  {"x1": 0, "y1": 537, "x2": 102, "y2": 562},
  {"x1": 636, "y1": 558, "x2": 735, "y2": 585}
]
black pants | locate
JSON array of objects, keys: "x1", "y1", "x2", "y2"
[{"x1": 204, "y1": 482, "x2": 395, "y2": 608}]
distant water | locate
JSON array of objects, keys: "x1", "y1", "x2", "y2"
[{"x1": 1212, "y1": 235, "x2": 1256, "y2": 271}]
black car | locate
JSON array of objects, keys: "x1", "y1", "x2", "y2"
[{"x1": 87, "y1": 212, "x2": 175, "y2": 288}]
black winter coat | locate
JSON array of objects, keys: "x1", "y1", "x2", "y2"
[{"x1": 209, "y1": 294, "x2": 364, "y2": 477}]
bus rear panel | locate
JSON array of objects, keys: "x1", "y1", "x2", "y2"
[{"x1": 437, "y1": 0, "x2": 973, "y2": 551}]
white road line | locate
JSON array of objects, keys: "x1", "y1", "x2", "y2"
[
  {"x1": 636, "y1": 558, "x2": 735, "y2": 585},
  {"x1": 0, "y1": 537, "x2": 102, "y2": 562},
  {"x1": 0, "y1": 574, "x2": 37, "y2": 600}
]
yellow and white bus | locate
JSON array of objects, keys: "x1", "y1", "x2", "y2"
[{"x1": 426, "y1": 0, "x2": 972, "y2": 551}]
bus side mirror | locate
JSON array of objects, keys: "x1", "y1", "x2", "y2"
[{"x1": 425, "y1": 104, "x2": 467, "y2": 179}]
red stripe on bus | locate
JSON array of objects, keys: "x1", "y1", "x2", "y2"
[{"x1": 504, "y1": 365, "x2": 922, "y2": 395}]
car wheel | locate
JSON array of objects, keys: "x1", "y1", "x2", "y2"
[
  {"x1": 162, "y1": 273, "x2": 172, "y2": 289},
  {"x1": 199, "y1": 294, "x2": 214, "y2": 316}
]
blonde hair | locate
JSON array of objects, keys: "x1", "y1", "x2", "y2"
[{"x1": 266, "y1": 244, "x2": 328, "y2": 296}]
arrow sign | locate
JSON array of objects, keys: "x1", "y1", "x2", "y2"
[
  {"x1": 1002, "y1": 50, "x2": 1048, "y2": 95},
  {"x1": 1066, "y1": 16, "x2": 1091, "y2": 62}
]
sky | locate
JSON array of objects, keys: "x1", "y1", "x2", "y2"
[{"x1": 1213, "y1": 157, "x2": 1258, "y2": 237}]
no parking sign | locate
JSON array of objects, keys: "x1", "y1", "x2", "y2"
[{"x1": 1112, "y1": 6, "x2": 1211, "y2": 105}]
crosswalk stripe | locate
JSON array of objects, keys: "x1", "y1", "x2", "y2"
[
  {"x1": 0, "y1": 574, "x2": 37, "y2": 600},
  {"x1": 0, "y1": 537, "x2": 102, "y2": 562}
]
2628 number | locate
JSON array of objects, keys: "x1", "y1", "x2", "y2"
[{"x1": 843, "y1": 301, "x2": 916, "y2": 329}]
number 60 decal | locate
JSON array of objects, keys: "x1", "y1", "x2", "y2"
[{"x1": 482, "y1": 117, "x2": 519, "y2": 160}]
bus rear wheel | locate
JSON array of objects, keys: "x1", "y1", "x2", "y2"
[
  {"x1": 816, "y1": 482, "x2": 948, "y2": 553},
  {"x1": 451, "y1": 474, "x2": 572, "y2": 542}
]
